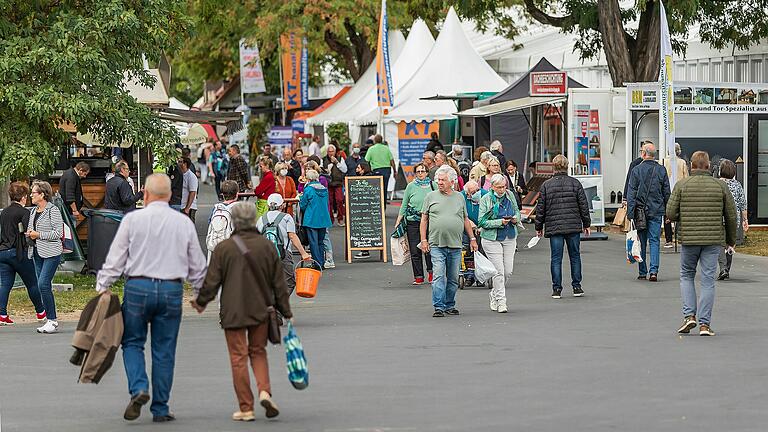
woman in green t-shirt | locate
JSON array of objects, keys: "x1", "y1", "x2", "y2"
[{"x1": 395, "y1": 163, "x2": 436, "y2": 285}]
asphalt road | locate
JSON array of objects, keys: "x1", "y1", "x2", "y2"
[{"x1": 2, "y1": 180, "x2": 767, "y2": 431}]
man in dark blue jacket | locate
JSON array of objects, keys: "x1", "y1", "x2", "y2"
[
  {"x1": 626, "y1": 142, "x2": 671, "y2": 282},
  {"x1": 104, "y1": 161, "x2": 143, "y2": 213}
]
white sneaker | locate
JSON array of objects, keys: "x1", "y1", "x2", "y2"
[
  {"x1": 489, "y1": 293, "x2": 498, "y2": 311},
  {"x1": 37, "y1": 320, "x2": 59, "y2": 334},
  {"x1": 497, "y1": 303, "x2": 508, "y2": 313},
  {"x1": 324, "y1": 261, "x2": 336, "y2": 269}
]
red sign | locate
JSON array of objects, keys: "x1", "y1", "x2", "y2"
[{"x1": 530, "y1": 71, "x2": 568, "y2": 96}]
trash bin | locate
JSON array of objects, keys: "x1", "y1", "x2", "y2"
[{"x1": 85, "y1": 209, "x2": 125, "y2": 274}]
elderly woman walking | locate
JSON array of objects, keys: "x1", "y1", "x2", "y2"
[
  {"x1": 192, "y1": 202, "x2": 292, "y2": 421},
  {"x1": 26, "y1": 181, "x2": 63, "y2": 334},
  {"x1": 478, "y1": 174, "x2": 520, "y2": 313},
  {"x1": 299, "y1": 169, "x2": 332, "y2": 268},
  {"x1": 274, "y1": 162, "x2": 298, "y2": 217},
  {"x1": 396, "y1": 163, "x2": 436, "y2": 284},
  {"x1": 717, "y1": 159, "x2": 748, "y2": 280},
  {"x1": 0, "y1": 182, "x2": 46, "y2": 326}
]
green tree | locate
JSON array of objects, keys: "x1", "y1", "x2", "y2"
[
  {"x1": 326, "y1": 122, "x2": 351, "y2": 153},
  {"x1": 436, "y1": 0, "x2": 768, "y2": 86},
  {"x1": 0, "y1": 1, "x2": 191, "y2": 178}
]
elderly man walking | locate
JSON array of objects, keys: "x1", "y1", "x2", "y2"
[
  {"x1": 192, "y1": 202, "x2": 293, "y2": 421},
  {"x1": 535, "y1": 155, "x2": 591, "y2": 299},
  {"x1": 626, "y1": 142, "x2": 671, "y2": 282},
  {"x1": 420, "y1": 165, "x2": 478, "y2": 317},
  {"x1": 97, "y1": 174, "x2": 207, "y2": 423},
  {"x1": 667, "y1": 151, "x2": 737, "y2": 337}
]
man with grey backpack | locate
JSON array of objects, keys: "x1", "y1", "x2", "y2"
[
  {"x1": 257, "y1": 194, "x2": 311, "y2": 295},
  {"x1": 626, "y1": 142, "x2": 671, "y2": 282}
]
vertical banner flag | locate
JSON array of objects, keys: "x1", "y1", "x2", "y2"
[
  {"x1": 281, "y1": 32, "x2": 309, "y2": 111},
  {"x1": 376, "y1": 0, "x2": 394, "y2": 107},
  {"x1": 239, "y1": 39, "x2": 266, "y2": 94},
  {"x1": 659, "y1": 1, "x2": 676, "y2": 185}
]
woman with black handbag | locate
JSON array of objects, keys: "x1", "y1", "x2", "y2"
[
  {"x1": 192, "y1": 202, "x2": 293, "y2": 422},
  {"x1": 395, "y1": 163, "x2": 437, "y2": 285}
]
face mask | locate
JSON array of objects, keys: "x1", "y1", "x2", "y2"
[
  {"x1": 471, "y1": 191, "x2": 481, "y2": 203},
  {"x1": 494, "y1": 191, "x2": 505, "y2": 198},
  {"x1": 352, "y1": 147, "x2": 361, "y2": 154},
  {"x1": 280, "y1": 169, "x2": 288, "y2": 176}
]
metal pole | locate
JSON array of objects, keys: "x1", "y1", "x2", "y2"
[{"x1": 278, "y1": 37, "x2": 286, "y2": 126}]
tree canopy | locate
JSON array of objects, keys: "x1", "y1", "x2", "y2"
[{"x1": 0, "y1": 1, "x2": 190, "y2": 178}]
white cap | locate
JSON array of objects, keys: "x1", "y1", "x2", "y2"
[{"x1": 267, "y1": 193, "x2": 284, "y2": 208}]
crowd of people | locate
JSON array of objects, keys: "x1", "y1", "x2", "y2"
[{"x1": 0, "y1": 131, "x2": 749, "y2": 425}]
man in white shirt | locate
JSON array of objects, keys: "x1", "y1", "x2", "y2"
[
  {"x1": 257, "y1": 194, "x2": 311, "y2": 295},
  {"x1": 308, "y1": 136, "x2": 321, "y2": 158},
  {"x1": 97, "y1": 173, "x2": 207, "y2": 423},
  {"x1": 180, "y1": 157, "x2": 198, "y2": 222}
]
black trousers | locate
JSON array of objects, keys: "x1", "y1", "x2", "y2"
[{"x1": 406, "y1": 220, "x2": 432, "y2": 279}]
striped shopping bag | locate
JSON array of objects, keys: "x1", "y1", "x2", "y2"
[{"x1": 283, "y1": 322, "x2": 308, "y2": 390}]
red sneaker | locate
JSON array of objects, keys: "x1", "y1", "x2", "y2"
[
  {"x1": 412, "y1": 277, "x2": 424, "y2": 285},
  {"x1": 428, "y1": 273, "x2": 434, "y2": 283},
  {"x1": 36, "y1": 311, "x2": 47, "y2": 322},
  {"x1": 0, "y1": 315, "x2": 14, "y2": 325}
]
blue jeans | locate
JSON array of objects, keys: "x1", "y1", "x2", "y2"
[
  {"x1": 637, "y1": 216, "x2": 663, "y2": 276},
  {"x1": 680, "y1": 245, "x2": 720, "y2": 325},
  {"x1": 121, "y1": 278, "x2": 184, "y2": 417},
  {"x1": 430, "y1": 247, "x2": 461, "y2": 311},
  {"x1": 33, "y1": 251, "x2": 60, "y2": 321},
  {"x1": 550, "y1": 233, "x2": 582, "y2": 290},
  {"x1": 324, "y1": 228, "x2": 334, "y2": 263},
  {"x1": 305, "y1": 227, "x2": 326, "y2": 269},
  {"x1": 372, "y1": 168, "x2": 391, "y2": 205},
  {"x1": 0, "y1": 249, "x2": 44, "y2": 316}
]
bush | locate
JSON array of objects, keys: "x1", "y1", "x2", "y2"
[{"x1": 326, "y1": 122, "x2": 351, "y2": 153}]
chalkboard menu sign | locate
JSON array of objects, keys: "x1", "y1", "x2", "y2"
[{"x1": 345, "y1": 176, "x2": 387, "y2": 262}]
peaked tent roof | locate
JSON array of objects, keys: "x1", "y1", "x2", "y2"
[
  {"x1": 347, "y1": 19, "x2": 436, "y2": 125},
  {"x1": 485, "y1": 57, "x2": 586, "y2": 104},
  {"x1": 360, "y1": 7, "x2": 507, "y2": 124},
  {"x1": 306, "y1": 31, "x2": 406, "y2": 126}
]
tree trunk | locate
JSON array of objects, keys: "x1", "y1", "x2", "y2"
[
  {"x1": 324, "y1": 30, "x2": 363, "y2": 81},
  {"x1": 632, "y1": 0, "x2": 661, "y2": 82},
  {"x1": 597, "y1": 0, "x2": 636, "y2": 86}
]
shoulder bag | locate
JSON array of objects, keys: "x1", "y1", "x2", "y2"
[
  {"x1": 231, "y1": 234, "x2": 282, "y2": 344},
  {"x1": 634, "y1": 165, "x2": 658, "y2": 231}
]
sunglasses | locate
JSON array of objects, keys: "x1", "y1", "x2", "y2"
[{"x1": 415, "y1": 170, "x2": 427, "y2": 173}]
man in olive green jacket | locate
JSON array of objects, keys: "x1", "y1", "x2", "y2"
[{"x1": 666, "y1": 151, "x2": 737, "y2": 337}]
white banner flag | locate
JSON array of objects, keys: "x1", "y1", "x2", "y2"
[
  {"x1": 240, "y1": 39, "x2": 266, "y2": 94},
  {"x1": 659, "y1": 1, "x2": 676, "y2": 185}
]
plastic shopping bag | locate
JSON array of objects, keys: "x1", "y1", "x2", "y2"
[
  {"x1": 526, "y1": 235, "x2": 541, "y2": 249},
  {"x1": 283, "y1": 322, "x2": 309, "y2": 390},
  {"x1": 474, "y1": 252, "x2": 498, "y2": 284},
  {"x1": 626, "y1": 228, "x2": 643, "y2": 264},
  {"x1": 391, "y1": 236, "x2": 410, "y2": 266}
]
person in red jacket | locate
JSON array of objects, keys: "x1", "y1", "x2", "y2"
[{"x1": 254, "y1": 158, "x2": 276, "y2": 216}]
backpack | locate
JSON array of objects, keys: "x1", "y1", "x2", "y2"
[
  {"x1": 260, "y1": 212, "x2": 287, "y2": 259},
  {"x1": 206, "y1": 203, "x2": 234, "y2": 252}
]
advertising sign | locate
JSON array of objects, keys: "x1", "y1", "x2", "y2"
[
  {"x1": 281, "y1": 32, "x2": 309, "y2": 111},
  {"x1": 629, "y1": 83, "x2": 768, "y2": 113},
  {"x1": 659, "y1": 0, "x2": 676, "y2": 184},
  {"x1": 375, "y1": 0, "x2": 394, "y2": 107},
  {"x1": 574, "y1": 175, "x2": 605, "y2": 227},
  {"x1": 397, "y1": 120, "x2": 439, "y2": 181},
  {"x1": 239, "y1": 40, "x2": 266, "y2": 94},
  {"x1": 530, "y1": 71, "x2": 568, "y2": 96}
]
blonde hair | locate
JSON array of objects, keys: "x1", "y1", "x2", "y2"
[
  {"x1": 553, "y1": 154, "x2": 569, "y2": 173},
  {"x1": 690, "y1": 151, "x2": 710, "y2": 170}
]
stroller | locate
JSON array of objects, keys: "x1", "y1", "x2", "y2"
[{"x1": 458, "y1": 241, "x2": 492, "y2": 289}]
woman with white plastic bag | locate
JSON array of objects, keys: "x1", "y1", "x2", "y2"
[
  {"x1": 395, "y1": 163, "x2": 436, "y2": 284},
  {"x1": 477, "y1": 174, "x2": 520, "y2": 313}
]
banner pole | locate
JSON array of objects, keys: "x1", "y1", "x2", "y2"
[{"x1": 278, "y1": 36, "x2": 286, "y2": 126}]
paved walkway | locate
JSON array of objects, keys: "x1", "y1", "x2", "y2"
[{"x1": 2, "y1": 181, "x2": 767, "y2": 431}]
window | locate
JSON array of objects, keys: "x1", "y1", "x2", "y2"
[
  {"x1": 724, "y1": 61, "x2": 734, "y2": 81},
  {"x1": 688, "y1": 63, "x2": 697, "y2": 81},
  {"x1": 711, "y1": 62, "x2": 721, "y2": 81},
  {"x1": 751, "y1": 60, "x2": 763, "y2": 82},
  {"x1": 699, "y1": 62, "x2": 710, "y2": 81},
  {"x1": 738, "y1": 61, "x2": 749, "y2": 82}
]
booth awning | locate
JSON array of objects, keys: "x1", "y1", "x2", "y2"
[{"x1": 456, "y1": 96, "x2": 566, "y2": 117}]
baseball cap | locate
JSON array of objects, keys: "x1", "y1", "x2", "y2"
[{"x1": 267, "y1": 193, "x2": 284, "y2": 208}]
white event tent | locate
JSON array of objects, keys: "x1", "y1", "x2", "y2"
[
  {"x1": 354, "y1": 7, "x2": 507, "y2": 160},
  {"x1": 305, "y1": 31, "x2": 406, "y2": 128},
  {"x1": 344, "y1": 19, "x2": 436, "y2": 145}
]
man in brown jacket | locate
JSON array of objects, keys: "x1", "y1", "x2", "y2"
[{"x1": 191, "y1": 202, "x2": 292, "y2": 422}]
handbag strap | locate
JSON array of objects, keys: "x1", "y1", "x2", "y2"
[
  {"x1": 639, "y1": 164, "x2": 659, "y2": 206},
  {"x1": 231, "y1": 234, "x2": 275, "y2": 308}
]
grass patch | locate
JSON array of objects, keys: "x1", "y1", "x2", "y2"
[
  {"x1": 6, "y1": 274, "x2": 124, "y2": 318},
  {"x1": 737, "y1": 230, "x2": 768, "y2": 257}
]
